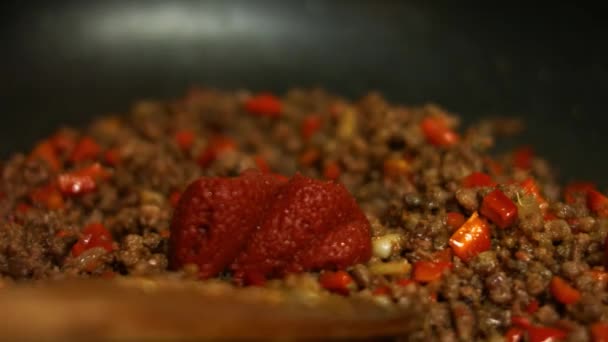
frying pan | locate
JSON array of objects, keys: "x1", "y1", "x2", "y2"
[
  {"x1": 0, "y1": 1, "x2": 607, "y2": 339},
  {"x1": 2, "y1": 1, "x2": 607, "y2": 186}
]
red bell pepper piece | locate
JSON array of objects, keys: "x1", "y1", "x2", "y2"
[
  {"x1": 550, "y1": 276, "x2": 581, "y2": 305},
  {"x1": 513, "y1": 146, "x2": 534, "y2": 170},
  {"x1": 31, "y1": 141, "x2": 61, "y2": 171},
  {"x1": 319, "y1": 270, "x2": 354, "y2": 295},
  {"x1": 50, "y1": 131, "x2": 76, "y2": 154},
  {"x1": 432, "y1": 248, "x2": 453, "y2": 263},
  {"x1": 446, "y1": 212, "x2": 465, "y2": 230},
  {"x1": 588, "y1": 269, "x2": 608, "y2": 283},
  {"x1": 480, "y1": 189, "x2": 518, "y2": 228},
  {"x1": 323, "y1": 160, "x2": 341, "y2": 181},
  {"x1": 449, "y1": 211, "x2": 491, "y2": 262},
  {"x1": 504, "y1": 327, "x2": 525, "y2": 342},
  {"x1": 71, "y1": 223, "x2": 115, "y2": 257},
  {"x1": 174, "y1": 129, "x2": 195, "y2": 152},
  {"x1": 69, "y1": 137, "x2": 101, "y2": 163},
  {"x1": 462, "y1": 172, "x2": 496, "y2": 188},
  {"x1": 564, "y1": 181, "x2": 596, "y2": 204},
  {"x1": 372, "y1": 286, "x2": 391, "y2": 296},
  {"x1": 591, "y1": 322, "x2": 608, "y2": 342},
  {"x1": 244, "y1": 93, "x2": 282, "y2": 118},
  {"x1": 412, "y1": 260, "x2": 453, "y2": 283},
  {"x1": 511, "y1": 316, "x2": 532, "y2": 329},
  {"x1": 30, "y1": 184, "x2": 64, "y2": 210},
  {"x1": 301, "y1": 115, "x2": 323, "y2": 140},
  {"x1": 526, "y1": 325, "x2": 567, "y2": 342},
  {"x1": 420, "y1": 116, "x2": 459, "y2": 147},
  {"x1": 58, "y1": 163, "x2": 110, "y2": 196},
  {"x1": 520, "y1": 178, "x2": 548, "y2": 209},
  {"x1": 526, "y1": 299, "x2": 540, "y2": 314},
  {"x1": 198, "y1": 136, "x2": 237, "y2": 168},
  {"x1": 588, "y1": 190, "x2": 608, "y2": 218}
]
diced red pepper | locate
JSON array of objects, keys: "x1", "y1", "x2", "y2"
[
  {"x1": 432, "y1": 248, "x2": 453, "y2": 263},
  {"x1": 515, "y1": 250, "x2": 531, "y2": 262},
  {"x1": 197, "y1": 136, "x2": 237, "y2": 168},
  {"x1": 588, "y1": 269, "x2": 608, "y2": 283},
  {"x1": 588, "y1": 190, "x2": 608, "y2": 218},
  {"x1": 71, "y1": 223, "x2": 115, "y2": 257},
  {"x1": 526, "y1": 299, "x2": 540, "y2": 314},
  {"x1": 298, "y1": 148, "x2": 320, "y2": 167},
  {"x1": 253, "y1": 155, "x2": 271, "y2": 173},
  {"x1": 50, "y1": 131, "x2": 76, "y2": 154},
  {"x1": 244, "y1": 93, "x2": 282, "y2": 118},
  {"x1": 30, "y1": 184, "x2": 64, "y2": 210},
  {"x1": 550, "y1": 276, "x2": 581, "y2": 305},
  {"x1": 446, "y1": 212, "x2": 465, "y2": 230},
  {"x1": 511, "y1": 316, "x2": 532, "y2": 329},
  {"x1": 480, "y1": 189, "x2": 518, "y2": 228},
  {"x1": 564, "y1": 181, "x2": 597, "y2": 204},
  {"x1": 412, "y1": 261, "x2": 453, "y2": 283},
  {"x1": 591, "y1": 322, "x2": 608, "y2": 342},
  {"x1": 372, "y1": 286, "x2": 391, "y2": 296},
  {"x1": 527, "y1": 325, "x2": 567, "y2": 342},
  {"x1": 504, "y1": 327, "x2": 525, "y2": 342},
  {"x1": 301, "y1": 115, "x2": 323, "y2": 140},
  {"x1": 449, "y1": 211, "x2": 491, "y2": 262},
  {"x1": 160, "y1": 230, "x2": 171, "y2": 239},
  {"x1": 420, "y1": 116, "x2": 459, "y2": 147},
  {"x1": 520, "y1": 178, "x2": 548, "y2": 209},
  {"x1": 319, "y1": 270, "x2": 354, "y2": 295},
  {"x1": 323, "y1": 160, "x2": 341, "y2": 181},
  {"x1": 513, "y1": 146, "x2": 534, "y2": 170},
  {"x1": 383, "y1": 158, "x2": 409, "y2": 179},
  {"x1": 169, "y1": 190, "x2": 181, "y2": 208},
  {"x1": 31, "y1": 141, "x2": 61, "y2": 171},
  {"x1": 57, "y1": 163, "x2": 110, "y2": 196},
  {"x1": 103, "y1": 148, "x2": 121, "y2": 166},
  {"x1": 174, "y1": 129, "x2": 195, "y2": 152},
  {"x1": 69, "y1": 137, "x2": 101, "y2": 163},
  {"x1": 462, "y1": 172, "x2": 496, "y2": 188}
]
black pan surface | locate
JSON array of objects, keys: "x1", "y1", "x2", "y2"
[{"x1": 2, "y1": 1, "x2": 607, "y2": 187}]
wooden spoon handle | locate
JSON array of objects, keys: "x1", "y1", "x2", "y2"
[{"x1": 0, "y1": 278, "x2": 421, "y2": 340}]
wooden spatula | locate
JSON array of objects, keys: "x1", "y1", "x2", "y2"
[{"x1": 0, "y1": 277, "x2": 422, "y2": 340}]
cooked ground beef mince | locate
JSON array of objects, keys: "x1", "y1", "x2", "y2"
[{"x1": 1, "y1": 88, "x2": 608, "y2": 341}]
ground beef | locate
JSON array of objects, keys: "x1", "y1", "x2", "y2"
[{"x1": 0, "y1": 88, "x2": 606, "y2": 340}]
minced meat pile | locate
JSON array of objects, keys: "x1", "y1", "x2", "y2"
[{"x1": 1, "y1": 87, "x2": 608, "y2": 341}]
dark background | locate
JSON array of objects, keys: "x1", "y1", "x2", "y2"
[{"x1": 2, "y1": 1, "x2": 607, "y2": 187}]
